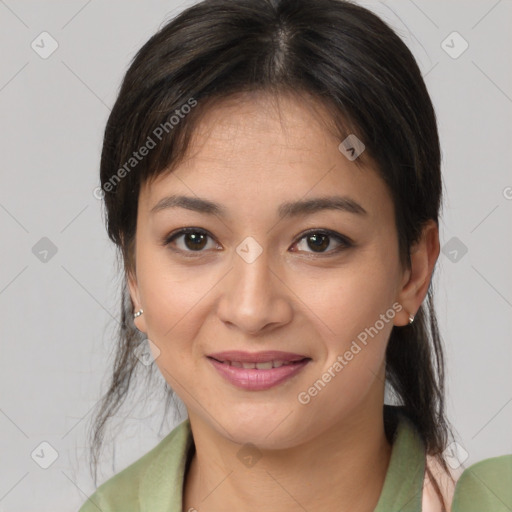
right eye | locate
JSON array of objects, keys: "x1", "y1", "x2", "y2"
[{"x1": 163, "y1": 227, "x2": 221, "y2": 256}]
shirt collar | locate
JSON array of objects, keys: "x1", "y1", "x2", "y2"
[
  {"x1": 374, "y1": 405, "x2": 426, "y2": 511},
  {"x1": 140, "y1": 405, "x2": 425, "y2": 512}
]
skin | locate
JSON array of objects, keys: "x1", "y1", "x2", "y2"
[{"x1": 128, "y1": 90, "x2": 440, "y2": 512}]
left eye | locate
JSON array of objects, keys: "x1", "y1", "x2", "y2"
[{"x1": 292, "y1": 230, "x2": 352, "y2": 254}]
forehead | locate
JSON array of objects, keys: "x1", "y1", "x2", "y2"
[{"x1": 139, "y1": 91, "x2": 393, "y2": 221}]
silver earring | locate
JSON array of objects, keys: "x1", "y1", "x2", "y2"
[
  {"x1": 408, "y1": 313, "x2": 415, "y2": 325},
  {"x1": 133, "y1": 309, "x2": 143, "y2": 318}
]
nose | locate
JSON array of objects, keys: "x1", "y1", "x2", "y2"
[{"x1": 216, "y1": 244, "x2": 293, "y2": 335}]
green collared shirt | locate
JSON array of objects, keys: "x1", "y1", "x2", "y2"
[{"x1": 79, "y1": 407, "x2": 512, "y2": 511}]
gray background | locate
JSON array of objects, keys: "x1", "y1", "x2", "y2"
[{"x1": 0, "y1": 0, "x2": 511, "y2": 510}]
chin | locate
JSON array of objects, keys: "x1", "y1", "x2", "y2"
[{"x1": 212, "y1": 408, "x2": 310, "y2": 450}]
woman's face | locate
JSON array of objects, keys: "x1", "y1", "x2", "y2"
[{"x1": 129, "y1": 91, "x2": 412, "y2": 448}]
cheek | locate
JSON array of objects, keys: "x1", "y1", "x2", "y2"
[
  {"x1": 134, "y1": 247, "x2": 213, "y2": 364},
  {"x1": 295, "y1": 270, "x2": 397, "y2": 419},
  {"x1": 305, "y1": 257, "x2": 398, "y2": 330},
  {"x1": 300, "y1": 246, "x2": 400, "y2": 367}
]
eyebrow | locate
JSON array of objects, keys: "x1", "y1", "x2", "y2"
[{"x1": 150, "y1": 194, "x2": 367, "y2": 219}]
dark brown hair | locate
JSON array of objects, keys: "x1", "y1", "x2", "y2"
[{"x1": 89, "y1": 0, "x2": 454, "y2": 507}]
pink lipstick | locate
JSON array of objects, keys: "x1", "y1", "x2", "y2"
[{"x1": 207, "y1": 350, "x2": 311, "y2": 391}]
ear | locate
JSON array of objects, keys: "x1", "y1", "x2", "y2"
[
  {"x1": 127, "y1": 269, "x2": 147, "y2": 333},
  {"x1": 394, "y1": 220, "x2": 440, "y2": 326}
]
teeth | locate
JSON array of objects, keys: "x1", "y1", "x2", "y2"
[
  {"x1": 220, "y1": 359, "x2": 299, "y2": 369},
  {"x1": 255, "y1": 361, "x2": 273, "y2": 370}
]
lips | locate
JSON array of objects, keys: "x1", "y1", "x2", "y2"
[{"x1": 207, "y1": 350, "x2": 311, "y2": 391}]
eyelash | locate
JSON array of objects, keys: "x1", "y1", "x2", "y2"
[{"x1": 162, "y1": 227, "x2": 354, "y2": 258}]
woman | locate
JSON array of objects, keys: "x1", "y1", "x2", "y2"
[{"x1": 79, "y1": 0, "x2": 511, "y2": 511}]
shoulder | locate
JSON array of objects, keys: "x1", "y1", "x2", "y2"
[
  {"x1": 421, "y1": 452, "x2": 512, "y2": 512},
  {"x1": 78, "y1": 419, "x2": 191, "y2": 512},
  {"x1": 451, "y1": 454, "x2": 512, "y2": 511}
]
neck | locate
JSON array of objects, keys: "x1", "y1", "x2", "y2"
[{"x1": 183, "y1": 404, "x2": 392, "y2": 512}]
